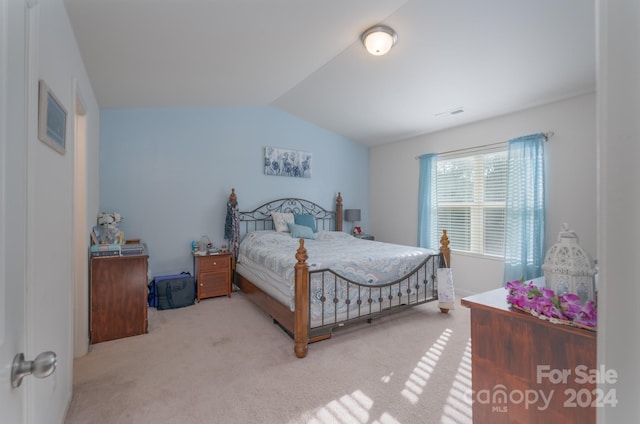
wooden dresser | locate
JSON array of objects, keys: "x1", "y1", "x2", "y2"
[
  {"x1": 462, "y1": 288, "x2": 597, "y2": 423},
  {"x1": 194, "y1": 252, "x2": 232, "y2": 302},
  {"x1": 90, "y1": 249, "x2": 149, "y2": 344}
]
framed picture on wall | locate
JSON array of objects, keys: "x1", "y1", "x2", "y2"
[
  {"x1": 264, "y1": 146, "x2": 312, "y2": 178},
  {"x1": 38, "y1": 80, "x2": 67, "y2": 155}
]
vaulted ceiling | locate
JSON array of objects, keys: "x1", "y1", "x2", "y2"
[{"x1": 64, "y1": 0, "x2": 595, "y2": 147}]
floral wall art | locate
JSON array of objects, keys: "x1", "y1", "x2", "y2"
[{"x1": 264, "y1": 146, "x2": 311, "y2": 178}]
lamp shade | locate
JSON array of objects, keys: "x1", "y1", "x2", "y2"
[
  {"x1": 344, "y1": 209, "x2": 361, "y2": 222},
  {"x1": 361, "y1": 25, "x2": 397, "y2": 56}
]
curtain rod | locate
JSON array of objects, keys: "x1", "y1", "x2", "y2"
[{"x1": 415, "y1": 131, "x2": 554, "y2": 159}]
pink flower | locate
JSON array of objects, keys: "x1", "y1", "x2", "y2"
[
  {"x1": 559, "y1": 293, "x2": 582, "y2": 320},
  {"x1": 541, "y1": 287, "x2": 556, "y2": 299},
  {"x1": 573, "y1": 300, "x2": 598, "y2": 328},
  {"x1": 505, "y1": 280, "x2": 521, "y2": 290},
  {"x1": 505, "y1": 280, "x2": 597, "y2": 330},
  {"x1": 506, "y1": 292, "x2": 527, "y2": 309}
]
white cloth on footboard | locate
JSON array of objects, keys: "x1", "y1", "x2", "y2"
[{"x1": 437, "y1": 267, "x2": 456, "y2": 310}]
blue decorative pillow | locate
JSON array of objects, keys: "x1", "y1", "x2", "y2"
[
  {"x1": 294, "y1": 213, "x2": 317, "y2": 233},
  {"x1": 287, "y1": 222, "x2": 317, "y2": 240}
]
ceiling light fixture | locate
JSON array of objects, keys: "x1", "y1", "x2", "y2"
[{"x1": 361, "y1": 25, "x2": 397, "y2": 56}]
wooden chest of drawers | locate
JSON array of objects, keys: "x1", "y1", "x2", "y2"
[
  {"x1": 90, "y1": 251, "x2": 149, "y2": 344},
  {"x1": 194, "y1": 253, "x2": 232, "y2": 302},
  {"x1": 462, "y1": 288, "x2": 596, "y2": 423}
]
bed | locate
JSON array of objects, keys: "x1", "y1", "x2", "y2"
[{"x1": 228, "y1": 189, "x2": 452, "y2": 358}]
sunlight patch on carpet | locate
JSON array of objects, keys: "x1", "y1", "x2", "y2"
[
  {"x1": 293, "y1": 390, "x2": 374, "y2": 424},
  {"x1": 372, "y1": 412, "x2": 401, "y2": 424},
  {"x1": 440, "y1": 338, "x2": 472, "y2": 424},
  {"x1": 290, "y1": 389, "x2": 405, "y2": 424},
  {"x1": 401, "y1": 328, "x2": 452, "y2": 404}
]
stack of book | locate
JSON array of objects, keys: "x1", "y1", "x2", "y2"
[
  {"x1": 90, "y1": 243, "x2": 121, "y2": 257},
  {"x1": 121, "y1": 243, "x2": 145, "y2": 256}
]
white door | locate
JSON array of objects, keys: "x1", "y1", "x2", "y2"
[
  {"x1": 0, "y1": 0, "x2": 27, "y2": 420},
  {"x1": 2, "y1": 1, "x2": 62, "y2": 422}
]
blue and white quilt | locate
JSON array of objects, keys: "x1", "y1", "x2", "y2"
[
  {"x1": 237, "y1": 231, "x2": 442, "y2": 324},
  {"x1": 238, "y1": 230, "x2": 436, "y2": 287}
]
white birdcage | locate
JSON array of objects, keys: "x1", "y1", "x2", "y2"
[{"x1": 542, "y1": 223, "x2": 596, "y2": 304}]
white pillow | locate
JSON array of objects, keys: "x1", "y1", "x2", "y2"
[{"x1": 272, "y1": 212, "x2": 294, "y2": 232}]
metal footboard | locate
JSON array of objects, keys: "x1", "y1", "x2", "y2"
[{"x1": 308, "y1": 252, "x2": 445, "y2": 338}]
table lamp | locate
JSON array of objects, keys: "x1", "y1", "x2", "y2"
[{"x1": 344, "y1": 209, "x2": 361, "y2": 234}]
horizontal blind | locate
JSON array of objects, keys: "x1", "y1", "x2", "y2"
[{"x1": 436, "y1": 150, "x2": 508, "y2": 256}]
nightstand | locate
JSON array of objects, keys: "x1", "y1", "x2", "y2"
[
  {"x1": 354, "y1": 234, "x2": 374, "y2": 240},
  {"x1": 193, "y1": 252, "x2": 232, "y2": 302}
]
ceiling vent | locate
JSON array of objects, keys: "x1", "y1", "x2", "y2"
[{"x1": 435, "y1": 107, "x2": 465, "y2": 117}]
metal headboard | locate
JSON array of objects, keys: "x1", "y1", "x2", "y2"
[{"x1": 238, "y1": 197, "x2": 337, "y2": 238}]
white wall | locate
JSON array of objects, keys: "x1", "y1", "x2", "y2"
[{"x1": 370, "y1": 93, "x2": 596, "y2": 295}]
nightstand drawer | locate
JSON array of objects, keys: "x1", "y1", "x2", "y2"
[{"x1": 197, "y1": 254, "x2": 230, "y2": 271}]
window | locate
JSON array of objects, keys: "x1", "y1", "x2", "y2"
[
  {"x1": 433, "y1": 148, "x2": 508, "y2": 257},
  {"x1": 419, "y1": 133, "x2": 546, "y2": 281}
]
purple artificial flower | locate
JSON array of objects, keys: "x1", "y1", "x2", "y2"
[
  {"x1": 530, "y1": 295, "x2": 552, "y2": 315},
  {"x1": 505, "y1": 279, "x2": 597, "y2": 329},
  {"x1": 533, "y1": 296, "x2": 565, "y2": 319},
  {"x1": 506, "y1": 292, "x2": 528, "y2": 309},
  {"x1": 505, "y1": 280, "x2": 520, "y2": 290},
  {"x1": 573, "y1": 300, "x2": 598, "y2": 328},
  {"x1": 559, "y1": 293, "x2": 582, "y2": 320},
  {"x1": 541, "y1": 287, "x2": 556, "y2": 299}
]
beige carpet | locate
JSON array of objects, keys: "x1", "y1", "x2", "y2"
[{"x1": 65, "y1": 293, "x2": 472, "y2": 424}]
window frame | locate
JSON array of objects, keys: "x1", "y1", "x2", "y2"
[{"x1": 433, "y1": 146, "x2": 508, "y2": 258}]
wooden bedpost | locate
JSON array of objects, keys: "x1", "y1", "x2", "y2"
[
  {"x1": 439, "y1": 229, "x2": 452, "y2": 314},
  {"x1": 440, "y1": 229, "x2": 451, "y2": 268},
  {"x1": 294, "y1": 239, "x2": 310, "y2": 358},
  {"x1": 229, "y1": 187, "x2": 236, "y2": 204},
  {"x1": 335, "y1": 192, "x2": 343, "y2": 232}
]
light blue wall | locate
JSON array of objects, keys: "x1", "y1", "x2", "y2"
[{"x1": 100, "y1": 106, "x2": 369, "y2": 276}]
